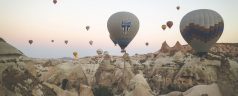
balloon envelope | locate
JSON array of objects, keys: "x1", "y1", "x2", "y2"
[
  {"x1": 89, "y1": 40, "x2": 93, "y2": 45},
  {"x1": 162, "y1": 25, "x2": 166, "y2": 30},
  {"x1": 180, "y1": 9, "x2": 224, "y2": 53},
  {"x1": 65, "y1": 40, "x2": 68, "y2": 44},
  {"x1": 107, "y1": 11, "x2": 140, "y2": 52},
  {"x1": 166, "y1": 21, "x2": 173, "y2": 28},
  {"x1": 176, "y1": 6, "x2": 180, "y2": 10},
  {"x1": 53, "y1": 0, "x2": 57, "y2": 4},
  {"x1": 86, "y1": 26, "x2": 90, "y2": 31},
  {"x1": 29, "y1": 40, "x2": 33, "y2": 45},
  {"x1": 145, "y1": 42, "x2": 149, "y2": 46}
]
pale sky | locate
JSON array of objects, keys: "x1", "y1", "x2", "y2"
[{"x1": 0, "y1": 0, "x2": 238, "y2": 58}]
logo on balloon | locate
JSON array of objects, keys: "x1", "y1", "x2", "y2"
[{"x1": 121, "y1": 20, "x2": 131, "y2": 34}]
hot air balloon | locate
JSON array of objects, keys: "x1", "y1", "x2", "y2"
[
  {"x1": 107, "y1": 12, "x2": 140, "y2": 53},
  {"x1": 167, "y1": 21, "x2": 173, "y2": 28},
  {"x1": 73, "y1": 51, "x2": 78, "y2": 60},
  {"x1": 89, "y1": 40, "x2": 93, "y2": 45},
  {"x1": 86, "y1": 26, "x2": 90, "y2": 31},
  {"x1": 96, "y1": 49, "x2": 103, "y2": 56},
  {"x1": 145, "y1": 42, "x2": 149, "y2": 46},
  {"x1": 53, "y1": 0, "x2": 57, "y2": 4},
  {"x1": 180, "y1": 9, "x2": 224, "y2": 55},
  {"x1": 176, "y1": 6, "x2": 180, "y2": 10},
  {"x1": 51, "y1": 40, "x2": 54, "y2": 43},
  {"x1": 162, "y1": 24, "x2": 166, "y2": 30},
  {"x1": 110, "y1": 35, "x2": 117, "y2": 46},
  {"x1": 29, "y1": 40, "x2": 33, "y2": 45},
  {"x1": 65, "y1": 40, "x2": 68, "y2": 45}
]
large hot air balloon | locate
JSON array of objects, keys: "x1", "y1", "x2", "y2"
[
  {"x1": 176, "y1": 6, "x2": 180, "y2": 10},
  {"x1": 89, "y1": 40, "x2": 93, "y2": 45},
  {"x1": 145, "y1": 42, "x2": 149, "y2": 46},
  {"x1": 29, "y1": 40, "x2": 33, "y2": 45},
  {"x1": 180, "y1": 9, "x2": 224, "y2": 55},
  {"x1": 166, "y1": 21, "x2": 173, "y2": 28},
  {"x1": 162, "y1": 24, "x2": 166, "y2": 30},
  {"x1": 53, "y1": 0, "x2": 57, "y2": 4},
  {"x1": 107, "y1": 12, "x2": 140, "y2": 52},
  {"x1": 86, "y1": 26, "x2": 90, "y2": 31},
  {"x1": 65, "y1": 40, "x2": 68, "y2": 45}
]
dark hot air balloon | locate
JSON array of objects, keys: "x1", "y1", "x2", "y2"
[
  {"x1": 29, "y1": 40, "x2": 33, "y2": 45},
  {"x1": 89, "y1": 40, "x2": 93, "y2": 45},
  {"x1": 86, "y1": 26, "x2": 90, "y2": 31},
  {"x1": 65, "y1": 40, "x2": 68, "y2": 45},
  {"x1": 145, "y1": 42, "x2": 149, "y2": 46},
  {"x1": 167, "y1": 21, "x2": 173, "y2": 28},
  {"x1": 176, "y1": 6, "x2": 180, "y2": 10},
  {"x1": 53, "y1": 0, "x2": 57, "y2": 4},
  {"x1": 180, "y1": 9, "x2": 224, "y2": 56}
]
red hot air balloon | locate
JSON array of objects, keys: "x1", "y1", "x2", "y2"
[{"x1": 167, "y1": 21, "x2": 173, "y2": 29}]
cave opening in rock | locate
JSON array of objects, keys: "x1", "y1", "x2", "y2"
[{"x1": 61, "y1": 79, "x2": 68, "y2": 90}]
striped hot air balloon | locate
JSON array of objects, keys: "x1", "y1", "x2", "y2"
[{"x1": 180, "y1": 9, "x2": 224, "y2": 55}]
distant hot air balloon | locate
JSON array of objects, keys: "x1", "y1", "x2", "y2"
[
  {"x1": 180, "y1": 9, "x2": 224, "y2": 55},
  {"x1": 107, "y1": 12, "x2": 140, "y2": 53},
  {"x1": 96, "y1": 49, "x2": 103, "y2": 55},
  {"x1": 162, "y1": 25, "x2": 166, "y2": 30},
  {"x1": 86, "y1": 26, "x2": 90, "y2": 31},
  {"x1": 53, "y1": 0, "x2": 57, "y2": 4},
  {"x1": 73, "y1": 51, "x2": 78, "y2": 60},
  {"x1": 65, "y1": 40, "x2": 68, "y2": 45},
  {"x1": 51, "y1": 40, "x2": 54, "y2": 43},
  {"x1": 29, "y1": 40, "x2": 33, "y2": 45},
  {"x1": 89, "y1": 40, "x2": 93, "y2": 45},
  {"x1": 166, "y1": 21, "x2": 173, "y2": 28},
  {"x1": 176, "y1": 6, "x2": 180, "y2": 10},
  {"x1": 145, "y1": 42, "x2": 149, "y2": 46}
]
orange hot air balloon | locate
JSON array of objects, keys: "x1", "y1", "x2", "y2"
[
  {"x1": 29, "y1": 40, "x2": 33, "y2": 45},
  {"x1": 162, "y1": 25, "x2": 166, "y2": 30},
  {"x1": 176, "y1": 6, "x2": 180, "y2": 10},
  {"x1": 167, "y1": 21, "x2": 173, "y2": 28}
]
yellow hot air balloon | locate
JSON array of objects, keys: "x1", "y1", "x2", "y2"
[
  {"x1": 162, "y1": 25, "x2": 166, "y2": 30},
  {"x1": 73, "y1": 51, "x2": 78, "y2": 60}
]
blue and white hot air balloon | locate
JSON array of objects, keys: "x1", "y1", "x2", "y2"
[
  {"x1": 107, "y1": 12, "x2": 140, "y2": 52},
  {"x1": 180, "y1": 9, "x2": 224, "y2": 55}
]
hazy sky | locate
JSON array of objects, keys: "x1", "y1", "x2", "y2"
[{"x1": 0, "y1": 0, "x2": 238, "y2": 58}]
